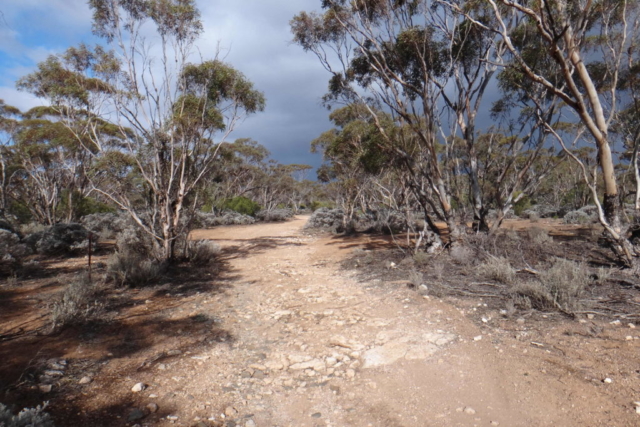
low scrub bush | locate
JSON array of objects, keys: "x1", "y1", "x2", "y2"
[
  {"x1": 527, "y1": 227, "x2": 553, "y2": 245},
  {"x1": 114, "y1": 225, "x2": 158, "y2": 258},
  {"x1": 106, "y1": 251, "x2": 163, "y2": 287},
  {"x1": 305, "y1": 208, "x2": 345, "y2": 230},
  {"x1": 478, "y1": 255, "x2": 516, "y2": 283},
  {"x1": 413, "y1": 250, "x2": 429, "y2": 266},
  {"x1": 255, "y1": 208, "x2": 294, "y2": 222},
  {"x1": 0, "y1": 229, "x2": 31, "y2": 260},
  {"x1": 513, "y1": 258, "x2": 594, "y2": 313},
  {"x1": 450, "y1": 245, "x2": 475, "y2": 265},
  {"x1": 25, "y1": 224, "x2": 89, "y2": 256},
  {"x1": 363, "y1": 209, "x2": 407, "y2": 234},
  {"x1": 196, "y1": 211, "x2": 256, "y2": 227},
  {"x1": 310, "y1": 201, "x2": 333, "y2": 211},
  {"x1": 563, "y1": 210, "x2": 594, "y2": 225},
  {"x1": 188, "y1": 240, "x2": 221, "y2": 266},
  {"x1": 50, "y1": 274, "x2": 103, "y2": 330},
  {"x1": 18, "y1": 222, "x2": 46, "y2": 236},
  {"x1": 81, "y1": 212, "x2": 130, "y2": 240},
  {"x1": 0, "y1": 402, "x2": 54, "y2": 427}
]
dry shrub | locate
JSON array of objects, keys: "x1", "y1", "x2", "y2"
[
  {"x1": 106, "y1": 252, "x2": 163, "y2": 287},
  {"x1": 255, "y1": 209, "x2": 294, "y2": 222},
  {"x1": 0, "y1": 402, "x2": 54, "y2": 427},
  {"x1": 408, "y1": 269, "x2": 424, "y2": 288},
  {"x1": 512, "y1": 258, "x2": 593, "y2": 314},
  {"x1": 413, "y1": 250, "x2": 429, "y2": 266},
  {"x1": 511, "y1": 282, "x2": 554, "y2": 310},
  {"x1": 51, "y1": 275, "x2": 103, "y2": 330},
  {"x1": 19, "y1": 222, "x2": 46, "y2": 236},
  {"x1": 478, "y1": 255, "x2": 516, "y2": 283},
  {"x1": 527, "y1": 227, "x2": 552, "y2": 245},
  {"x1": 450, "y1": 245, "x2": 474, "y2": 265},
  {"x1": 305, "y1": 208, "x2": 344, "y2": 230},
  {"x1": 505, "y1": 230, "x2": 520, "y2": 241},
  {"x1": 188, "y1": 240, "x2": 221, "y2": 266}
]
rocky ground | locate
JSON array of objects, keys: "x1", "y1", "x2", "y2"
[{"x1": 1, "y1": 216, "x2": 639, "y2": 426}]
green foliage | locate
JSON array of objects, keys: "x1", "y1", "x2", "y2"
[
  {"x1": 57, "y1": 190, "x2": 115, "y2": 220},
  {"x1": 513, "y1": 194, "x2": 532, "y2": 217},
  {"x1": 310, "y1": 201, "x2": 334, "y2": 211},
  {"x1": 223, "y1": 196, "x2": 261, "y2": 216},
  {"x1": 7, "y1": 201, "x2": 32, "y2": 223}
]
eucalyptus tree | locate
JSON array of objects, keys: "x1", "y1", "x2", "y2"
[
  {"x1": 19, "y1": 0, "x2": 265, "y2": 261},
  {"x1": 443, "y1": 0, "x2": 640, "y2": 265},
  {"x1": 0, "y1": 100, "x2": 20, "y2": 218},
  {"x1": 292, "y1": 0, "x2": 469, "y2": 246},
  {"x1": 311, "y1": 104, "x2": 391, "y2": 231}
]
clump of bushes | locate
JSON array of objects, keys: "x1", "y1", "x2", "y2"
[
  {"x1": 527, "y1": 227, "x2": 553, "y2": 245},
  {"x1": 413, "y1": 250, "x2": 429, "y2": 266},
  {"x1": 305, "y1": 208, "x2": 345, "y2": 230},
  {"x1": 0, "y1": 229, "x2": 32, "y2": 260},
  {"x1": 310, "y1": 201, "x2": 333, "y2": 211},
  {"x1": 0, "y1": 402, "x2": 54, "y2": 427},
  {"x1": 362, "y1": 209, "x2": 408, "y2": 234},
  {"x1": 563, "y1": 210, "x2": 594, "y2": 225},
  {"x1": 81, "y1": 212, "x2": 130, "y2": 239},
  {"x1": 23, "y1": 224, "x2": 89, "y2": 256},
  {"x1": 478, "y1": 255, "x2": 516, "y2": 283},
  {"x1": 255, "y1": 208, "x2": 294, "y2": 222},
  {"x1": 187, "y1": 240, "x2": 221, "y2": 266},
  {"x1": 50, "y1": 274, "x2": 103, "y2": 330},
  {"x1": 106, "y1": 225, "x2": 164, "y2": 287},
  {"x1": 106, "y1": 252, "x2": 163, "y2": 287},
  {"x1": 195, "y1": 211, "x2": 256, "y2": 227},
  {"x1": 222, "y1": 196, "x2": 261, "y2": 216}
]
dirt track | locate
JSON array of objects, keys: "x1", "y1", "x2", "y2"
[
  {"x1": 186, "y1": 216, "x2": 637, "y2": 426},
  {"x1": 2, "y1": 215, "x2": 639, "y2": 426}
]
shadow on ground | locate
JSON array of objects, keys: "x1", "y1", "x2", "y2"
[{"x1": 0, "y1": 253, "x2": 237, "y2": 426}]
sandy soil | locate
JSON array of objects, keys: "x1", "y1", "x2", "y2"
[{"x1": 1, "y1": 215, "x2": 639, "y2": 426}]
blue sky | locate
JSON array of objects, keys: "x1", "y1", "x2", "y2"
[{"x1": 0, "y1": 0, "x2": 330, "y2": 170}]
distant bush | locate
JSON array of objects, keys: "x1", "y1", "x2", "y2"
[
  {"x1": 0, "y1": 402, "x2": 54, "y2": 427},
  {"x1": 106, "y1": 251, "x2": 163, "y2": 287},
  {"x1": 81, "y1": 212, "x2": 130, "y2": 240},
  {"x1": 24, "y1": 224, "x2": 89, "y2": 256},
  {"x1": 51, "y1": 274, "x2": 103, "y2": 330},
  {"x1": 563, "y1": 210, "x2": 594, "y2": 225},
  {"x1": 362, "y1": 209, "x2": 407, "y2": 234},
  {"x1": 223, "y1": 196, "x2": 261, "y2": 216},
  {"x1": 18, "y1": 222, "x2": 46, "y2": 236},
  {"x1": 478, "y1": 255, "x2": 516, "y2": 283},
  {"x1": 197, "y1": 211, "x2": 256, "y2": 227},
  {"x1": 256, "y1": 208, "x2": 294, "y2": 222},
  {"x1": 187, "y1": 240, "x2": 221, "y2": 266},
  {"x1": 527, "y1": 227, "x2": 553, "y2": 245},
  {"x1": 310, "y1": 201, "x2": 334, "y2": 211},
  {"x1": 0, "y1": 229, "x2": 31, "y2": 261},
  {"x1": 513, "y1": 194, "x2": 532, "y2": 217}
]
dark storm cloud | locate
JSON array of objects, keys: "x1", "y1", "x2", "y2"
[{"x1": 197, "y1": 0, "x2": 332, "y2": 171}]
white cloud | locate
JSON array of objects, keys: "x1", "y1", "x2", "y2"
[{"x1": 0, "y1": 86, "x2": 43, "y2": 112}]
